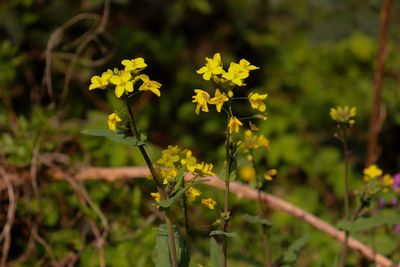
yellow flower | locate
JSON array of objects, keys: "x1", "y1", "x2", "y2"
[
  {"x1": 122, "y1": 58, "x2": 147, "y2": 72},
  {"x1": 222, "y1": 63, "x2": 249, "y2": 86},
  {"x1": 186, "y1": 187, "x2": 201, "y2": 202},
  {"x1": 228, "y1": 116, "x2": 243, "y2": 133},
  {"x1": 107, "y1": 112, "x2": 122, "y2": 131},
  {"x1": 239, "y1": 165, "x2": 256, "y2": 182},
  {"x1": 201, "y1": 198, "x2": 217, "y2": 209},
  {"x1": 89, "y1": 69, "x2": 113, "y2": 90},
  {"x1": 181, "y1": 150, "x2": 197, "y2": 172},
  {"x1": 192, "y1": 89, "x2": 210, "y2": 115},
  {"x1": 196, "y1": 53, "x2": 223, "y2": 80},
  {"x1": 238, "y1": 59, "x2": 259, "y2": 71},
  {"x1": 160, "y1": 167, "x2": 178, "y2": 185},
  {"x1": 196, "y1": 162, "x2": 215, "y2": 176},
  {"x1": 257, "y1": 135, "x2": 270, "y2": 149},
  {"x1": 110, "y1": 70, "x2": 134, "y2": 97},
  {"x1": 209, "y1": 89, "x2": 229, "y2": 112},
  {"x1": 330, "y1": 106, "x2": 356, "y2": 125},
  {"x1": 151, "y1": 192, "x2": 161, "y2": 202},
  {"x1": 157, "y1": 145, "x2": 180, "y2": 167},
  {"x1": 363, "y1": 164, "x2": 382, "y2": 182},
  {"x1": 138, "y1": 74, "x2": 162, "y2": 97},
  {"x1": 248, "y1": 93, "x2": 268, "y2": 112},
  {"x1": 264, "y1": 169, "x2": 277, "y2": 181},
  {"x1": 380, "y1": 174, "x2": 394, "y2": 189}
]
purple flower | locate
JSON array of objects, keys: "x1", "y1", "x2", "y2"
[
  {"x1": 395, "y1": 224, "x2": 400, "y2": 234},
  {"x1": 392, "y1": 173, "x2": 400, "y2": 191},
  {"x1": 391, "y1": 197, "x2": 398, "y2": 206},
  {"x1": 378, "y1": 198, "x2": 386, "y2": 207}
]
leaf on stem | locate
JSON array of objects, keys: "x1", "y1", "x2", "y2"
[{"x1": 81, "y1": 129, "x2": 145, "y2": 146}]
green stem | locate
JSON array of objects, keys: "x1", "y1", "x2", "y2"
[
  {"x1": 339, "y1": 127, "x2": 350, "y2": 267},
  {"x1": 250, "y1": 150, "x2": 272, "y2": 267},
  {"x1": 182, "y1": 180, "x2": 191, "y2": 254},
  {"x1": 222, "y1": 111, "x2": 232, "y2": 267},
  {"x1": 125, "y1": 97, "x2": 178, "y2": 267}
]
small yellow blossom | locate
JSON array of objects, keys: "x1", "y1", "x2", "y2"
[
  {"x1": 209, "y1": 89, "x2": 229, "y2": 112},
  {"x1": 197, "y1": 162, "x2": 215, "y2": 176},
  {"x1": 257, "y1": 135, "x2": 270, "y2": 149},
  {"x1": 363, "y1": 164, "x2": 382, "y2": 182},
  {"x1": 242, "y1": 130, "x2": 270, "y2": 151},
  {"x1": 248, "y1": 93, "x2": 268, "y2": 112},
  {"x1": 138, "y1": 74, "x2": 162, "y2": 97},
  {"x1": 197, "y1": 53, "x2": 223, "y2": 80},
  {"x1": 264, "y1": 169, "x2": 277, "y2": 181},
  {"x1": 238, "y1": 59, "x2": 259, "y2": 72},
  {"x1": 201, "y1": 198, "x2": 217, "y2": 209},
  {"x1": 228, "y1": 116, "x2": 243, "y2": 133},
  {"x1": 239, "y1": 165, "x2": 256, "y2": 182},
  {"x1": 110, "y1": 70, "x2": 134, "y2": 97},
  {"x1": 107, "y1": 112, "x2": 122, "y2": 131},
  {"x1": 157, "y1": 145, "x2": 181, "y2": 167},
  {"x1": 186, "y1": 187, "x2": 202, "y2": 202},
  {"x1": 151, "y1": 192, "x2": 161, "y2": 202},
  {"x1": 380, "y1": 174, "x2": 394, "y2": 190},
  {"x1": 192, "y1": 89, "x2": 210, "y2": 115},
  {"x1": 89, "y1": 69, "x2": 113, "y2": 90},
  {"x1": 181, "y1": 150, "x2": 197, "y2": 172},
  {"x1": 330, "y1": 106, "x2": 356, "y2": 126},
  {"x1": 122, "y1": 58, "x2": 147, "y2": 72},
  {"x1": 222, "y1": 63, "x2": 249, "y2": 86},
  {"x1": 160, "y1": 167, "x2": 178, "y2": 185}
]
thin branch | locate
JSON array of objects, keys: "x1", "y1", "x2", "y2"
[
  {"x1": 366, "y1": 0, "x2": 392, "y2": 166},
  {"x1": 50, "y1": 166, "x2": 398, "y2": 267},
  {"x1": 0, "y1": 167, "x2": 17, "y2": 267}
]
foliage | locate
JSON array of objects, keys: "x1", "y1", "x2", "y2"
[{"x1": 1, "y1": 0, "x2": 400, "y2": 266}]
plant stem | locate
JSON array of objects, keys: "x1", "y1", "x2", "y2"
[
  {"x1": 182, "y1": 180, "x2": 191, "y2": 254},
  {"x1": 339, "y1": 127, "x2": 350, "y2": 267},
  {"x1": 125, "y1": 97, "x2": 178, "y2": 267},
  {"x1": 222, "y1": 112, "x2": 232, "y2": 267},
  {"x1": 250, "y1": 150, "x2": 272, "y2": 267}
]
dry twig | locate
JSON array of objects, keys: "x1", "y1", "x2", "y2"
[
  {"x1": 58, "y1": 166, "x2": 398, "y2": 267},
  {"x1": 0, "y1": 167, "x2": 17, "y2": 267}
]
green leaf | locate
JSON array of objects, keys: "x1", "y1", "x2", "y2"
[
  {"x1": 209, "y1": 230, "x2": 236, "y2": 238},
  {"x1": 337, "y1": 215, "x2": 400, "y2": 232},
  {"x1": 173, "y1": 166, "x2": 187, "y2": 191},
  {"x1": 152, "y1": 224, "x2": 189, "y2": 267},
  {"x1": 282, "y1": 235, "x2": 308, "y2": 263},
  {"x1": 81, "y1": 129, "x2": 145, "y2": 146},
  {"x1": 158, "y1": 180, "x2": 204, "y2": 209},
  {"x1": 242, "y1": 214, "x2": 271, "y2": 227},
  {"x1": 209, "y1": 237, "x2": 222, "y2": 267}
]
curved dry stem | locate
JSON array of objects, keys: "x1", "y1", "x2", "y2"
[
  {"x1": 0, "y1": 167, "x2": 17, "y2": 267},
  {"x1": 56, "y1": 166, "x2": 398, "y2": 267}
]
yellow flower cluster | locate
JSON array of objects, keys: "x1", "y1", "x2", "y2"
[
  {"x1": 330, "y1": 106, "x2": 356, "y2": 126},
  {"x1": 149, "y1": 145, "x2": 217, "y2": 206},
  {"x1": 241, "y1": 130, "x2": 270, "y2": 152},
  {"x1": 363, "y1": 164, "x2": 394, "y2": 193},
  {"x1": 89, "y1": 57, "x2": 162, "y2": 98},
  {"x1": 154, "y1": 145, "x2": 215, "y2": 185},
  {"x1": 193, "y1": 53, "x2": 268, "y2": 134}
]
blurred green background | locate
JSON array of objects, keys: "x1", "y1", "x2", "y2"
[{"x1": 1, "y1": 0, "x2": 400, "y2": 266}]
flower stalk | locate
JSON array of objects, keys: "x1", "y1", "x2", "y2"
[
  {"x1": 125, "y1": 96, "x2": 178, "y2": 267},
  {"x1": 250, "y1": 150, "x2": 272, "y2": 267}
]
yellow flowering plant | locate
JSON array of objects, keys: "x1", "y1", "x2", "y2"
[
  {"x1": 193, "y1": 53, "x2": 269, "y2": 266},
  {"x1": 330, "y1": 105, "x2": 357, "y2": 267},
  {"x1": 83, "y1": 58, "x2": 187, "y2": 267}
]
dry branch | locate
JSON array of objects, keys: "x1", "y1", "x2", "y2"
[{"x1": 52, "y1": 166, "x2": 398, "y2": 267}]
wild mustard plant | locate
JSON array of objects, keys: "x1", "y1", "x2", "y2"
[
  {"x1": 86, "y1": 58, "x2": 192, "y2": 267},
  {"x1": 330, "y1": 105, "x2": 356, "y2": 267},
  {"x1": 194, "y1": 53, "x2": 267, "y2": 266},
  {"x1": 240, "y1": 129, "x2": 276, "y2": 267}
]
